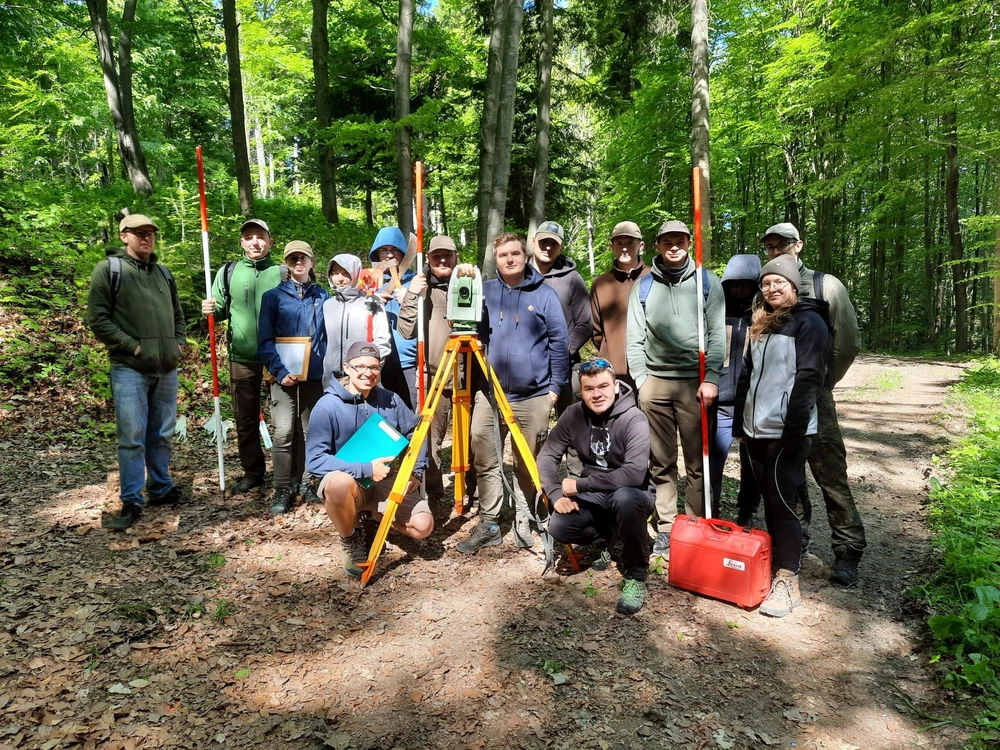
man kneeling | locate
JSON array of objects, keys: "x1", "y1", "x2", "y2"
[
  {"x1": 306, "y1": 342, "x2": 433, "y2": 579},
  {"x1": 538, "y1": 359, "x2": 654, "y2": 615}
]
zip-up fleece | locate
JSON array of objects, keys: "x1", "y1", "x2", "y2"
[
  {"x1": 718, "y1": 254, "x2": 760, "y2": 410},
  {"x1": 86, "y1": 247, "x2": 185, "y2": 375},
  {"x1": 258, "y1": 280, "x2": 330, "y2": 383},
  {"x1": 321, "y1": 289, "x2": 391, "y2": 387},
  {"x1": 795, "y1": 260, "x2": 860, "y2": 386},
  {"x1": 211, "y1": 255, "x2": 283, "y2": 364},
  {"x1": 538, "y1": 383, "x2": 651, "y2": 501},
  {"x1": 732, "y1": 298, "x2": 831, "y2": 445},
  {"x1": 306, "y1": 379, "x2": 427, "y2": 480},
  {"x1": 480, "y1": 265, "x2": 569, "y2": 402},
  {"x1": 381, "y1": 267, "x2": 417, "y2": 370},
  {"x1": 625, "y1": 255, "x2": 725, "y2": 388},
  {"x1": 532, "y1": 255, "x2": 592, "y2": 358},
  {"x1": 397, "y1": 269, "x2": 453, "y2": 378},
  {"x1": 590, "y1": 260, "x2": 650, "y2": 375}
]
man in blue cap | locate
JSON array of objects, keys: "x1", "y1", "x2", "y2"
[{"x1": 369, "y1": 226, "x2": 417, "y2": 409}]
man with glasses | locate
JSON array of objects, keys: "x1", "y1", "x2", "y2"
[
  {"x1": 87, "y1": 214, "x2": 186, "y2": 530},
  {"x1": 201, "y1": 218, "x2": 284, "y2": 496},
  {"x1": 627, "y1": 220, "x2": 725, "y2": 558},
  {"x1": 306, "y1": 341, "x2": 432, "y2": 579},
  {"x1": 761, "y1": 222, "x2": 865, "y2": 585},
  {"x1": 539, "y1": 359, "x2": 654, "y2": 615}
]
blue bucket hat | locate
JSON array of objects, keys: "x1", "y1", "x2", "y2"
[{"x1": 368, "y1": 227, "x2": 407, "y2": 262}]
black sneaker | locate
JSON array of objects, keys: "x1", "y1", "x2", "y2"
[
  {"x1": 269, "y1": 487, "x2": 294, "y2": 517},
  {"x1": 831, "y1": 556, "x2": 860, "y2": 586},
  {"x1": 299, "y1": 481, "x2": 321, "y2": 505},
  {"x1": 107, "y1": 503, "x2": 141, "y2": 531},
  {"x1": 232, "y1": 475, "x2": 265, "y2": 495},
  {"x1": 340, "y1": 526, "x2": 369, "y2": 579},
  {"x1": 148, "y1": 486, "x2": 181, "y2": 506},
  {"x1": 456, "y1": 521, "x2": 502, "y2": 554},
  {"x1": 616, "y1": 579, "x2": 648, "y2": 615}
]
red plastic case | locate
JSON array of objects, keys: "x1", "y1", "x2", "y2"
[{"x1": 667, "y1": 515, "x2": 772, "y2": 608}]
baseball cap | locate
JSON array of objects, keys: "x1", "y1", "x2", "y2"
[
  {"x1": 240, "y1": 218, "x2": 271, "y2": 235},
  {"x1": 344, "y1": 341, "x2": 381, "y2": 362},
  {"x1": 283, "y1": 240, "x2": 314, "y2": 259},
  {"x1": 760, "y1": 222, "x2": 800, "y2": 242},
  {"x1": 611, "y1": 221, "x2": 642, "y2": 240},
  {"x1": 534, "y1": 221, "x2": 564, "y2": 244},
  {"x1": 428, "y1": 236, "x2": 457, "y2": 254},
  {"x1": 119, "y1": 214, "x2": 159, "y2": 232},
  {"x1": 654, "y1": 220, "x2": 691, "y2": 241}
]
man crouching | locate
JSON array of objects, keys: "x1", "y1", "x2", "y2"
[
  {"x1": 306, "y1": 341, "x2": 433, "y2": 579},
  {"x1": 538, "y1": 359, "x2": 654, "y2": 615}
]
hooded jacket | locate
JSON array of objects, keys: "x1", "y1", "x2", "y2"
[
  {"x1": 795, "y1": 260, "x2": 860, "y2": 386},
  {"x1": 532, "y1": 254, "x2": 592, "y2": 358},
  {"x1": 625, "y1": 255, "x2": 726, "y2": 388},
  {"x1": 210, "y1": 254, "x2": 283, "y2": 364},
  {"x1": 305, "y1": 378, "x2": 427, "y2": 480},
  {"x1": 397, "y1": 268, "x2": 454, "y2": 379},
  {"x1": 732, "y1": 298, "x2": 831, "y2": 446},
  {"x1": 590, "y1": 259, "x2": 650, "y2": 376},
  {"x1": 322, "y1": 254, "x2": 391, "y2": 386},
  {"x1": 258, "y1": 279, "x2": 330, "y2": 383},
  {"x1": 86, "y1": 247, "x2": 185, "y2": 375},
  {"x1": 381, "y1": 267, "x2": 417, "y2": 370},
  {"x1": 480, "y1": 264, "x2": 569, "y2": 402},
  {"x1": 718, "y1": 254, "x2": 761, "y2": 411},
  {"x1": 538, "y1": 382, "x2": 651, "y2": 501}
]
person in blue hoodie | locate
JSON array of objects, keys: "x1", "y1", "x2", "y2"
[
  {"x1": 370, "y1": 227, "x2": 418, "y2": 409},
  {"x1": 457, "y1": 232, "x2": 570, "y2": 554},
  {"x1": 306, "y1": 341, "x2": 431, "y2": 579},
  {"x1": 258, "y1": 241, "x2": 330, "y2": 516}
]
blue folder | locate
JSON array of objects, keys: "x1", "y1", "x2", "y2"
[{"x1": 335, "y1": 413, "x2": 410, "y2": 487}]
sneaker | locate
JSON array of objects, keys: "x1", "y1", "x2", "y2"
[
  {"x1": 299, "y1": 481, "x2": 321, "y2": 505},
  {"x1": 340, "y1": 525, "x2": 369, "y2": 579},
  {"x1": 735, "y1": 511, "x2": 753, "y2": 527},
  {"x1": 831, "y1": 556, "x2": 860, "y2": 586},
  {"x1": 457, "y1": 521, "x2": 502, "y2": 554},
  {"x1": 590, "y1": 548, "x2": 613, "y2": 572},
  {"x1": 269, "y1": 487, "x2": 294, "y2": 517},
  {"x1": 759, "y1": 569, "x2": 801, "y2": 618},
  {"x1": 107, "y1": 503, "x2": 141, "y2": 531},
  {"x1": 652, "y1": 531, "x2": 670, "y2": 557},
  {"x1": 232, "y1": 475, "x2": 265, "y2": 495},
  {"x1": 512, "y1": 515, "x2": 535, "y2": 549},
  {"x1": 616, "y1": 578, "x2": 648, "y2": 615},
  {"x1": 148, "y1": 486, "x2": 181, "y2": 506}
]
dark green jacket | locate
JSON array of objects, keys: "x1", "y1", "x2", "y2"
[
  {"x1": 86, "y1": 247, "x2": 186, "y2": 375},
  {"x1": 210, "y1": 255, "x2": 283, "y2": 364},
  {"x1": 796, "y1": 261, "x2": 860, "y2": 386}
]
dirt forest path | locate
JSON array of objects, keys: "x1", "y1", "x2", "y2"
[{"x1": 0, "y1": 355, "x2": 973, "y2": 750}]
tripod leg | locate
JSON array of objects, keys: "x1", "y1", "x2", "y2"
[{"x1": 451, "y1": 347, "x2": 472, "y2": 515}]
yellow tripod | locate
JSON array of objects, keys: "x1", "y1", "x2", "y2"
[{"x1": 357, "y1": 333, "x2": 582, "y2": 585}]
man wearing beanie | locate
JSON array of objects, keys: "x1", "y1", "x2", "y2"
[
  {"x1": 761, "y1": 222, "x2": 865, "y2": 585},
  {"x1": 591, "y1": 221, "x2": 651, "y2": 391},
  {"x1": 201, "y1": 218, "x2": 284, "y2": 495},
  {"x1": 626, "y1": 220, "x2": 726, "y2": 557}
]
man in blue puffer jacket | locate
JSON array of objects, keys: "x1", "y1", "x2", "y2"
[
  {"x1": 457, "y1": 232, "x2": 569, "y2": 554},
  {"x1": 370, "y1": 226, "x2": 418, "y2": 409}
]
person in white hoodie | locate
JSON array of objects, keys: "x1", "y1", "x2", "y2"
[{"x1": 321, "y1": 253, "x2": 391, "y2": 387}]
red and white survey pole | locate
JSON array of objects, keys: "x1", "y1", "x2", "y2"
[
  {"x1": 196, "y1": 146, "x2": 226, "y2": 492},
  {"x1": 693, "y1": 166, "x2": 711, "y2": 519},
  {"x1": 414, "y1": 161, "x2": 426, "y2": 412}
]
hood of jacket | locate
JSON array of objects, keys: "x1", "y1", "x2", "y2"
[
  {"x1": 721, "y1": 254, "x2": 761, "y2": 284},
  {"x1": 583, "y1": 380, "x2": 637, "y2": 422},
  {"x1": 790, "y1": 296, "x2": 830, "y2": 326},
  {"x1": 610, "y1": 259, "x2": 647, "y2": 282},
  {"x1": 369, "y1": 227, "x2": 407, "y2": 261},
  {"x1": 500, "y1": 262, "x2": 546, "y2": 292},
  {"x1": 106, "y1": 245, "x2": 160, "y2": 268},
  {"x1": 330, "y1": 253, "x2": 362, "y2": 286},
  {"x1": 650, "y1": 254, "x2": 694, "y2": 283},
  {"x1": 534, "y1": 254, "x2": 579, "y2": 280}
]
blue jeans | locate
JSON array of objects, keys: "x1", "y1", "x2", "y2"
[{"x1": 110, "y1": 365, "x2": 178, "y2": 506}]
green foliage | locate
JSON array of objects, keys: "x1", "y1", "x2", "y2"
[{"x1": 212, "y1": 599, "x2": 235, "y2": 623}]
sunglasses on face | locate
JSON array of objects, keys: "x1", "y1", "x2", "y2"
[{"x1": 127, "y1": 229, "x2": 156, "y2": 240}]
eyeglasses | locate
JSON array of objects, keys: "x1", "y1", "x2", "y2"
[
  {"x1": 127, "y1": 229, "x2": 156, "y2": 240},
  {"x1": 580, "y1": 358, "x2": 615, "y2": 375},
  {"x1": 759, "y1": 279, "x2": 791, "y2": 291},
  {"x1": 286, "y1": 254, "x2": 310, "y2": 265},
  {"x1": 347, "y1": 362, "x2": 381, "y2": 374},
  {"x1": 763, "y1": 240, "x2": 793, "y2": 253}
]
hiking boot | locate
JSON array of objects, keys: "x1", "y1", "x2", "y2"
[
  {"x1": 736, "y1": 510, "x2": 753, "y2": 527},
  {"x1": 759, "y1": 569, "x2": 801, "y2": 618},
  {"x1": 340, "y1": 525, "x2": 369, "y2": 579},
  {"x1": 512, "y1": 515, "x2": 535, "y2": 549},
  {"x1": 616, "y1": 578, "x2": 648, "y2": 615},
  {"x1": 232, "y1": 475, "x2": 265, "y2": 495},
  {"x1": 831, "y1": 555, "x2": 860, "y2": 586},
  {"x1": 590, "y1": 548, "x2": 613, "y2": 572},
  {"x1": 107, "y1": 503, "x2": 141, "y2": 531},
  {"x1": 269, "y1": 487, "x2": 294, "y2": 517},
  {"x1": 148, "y1": 486, "x2": 181, "y2": 506},
  {"x1": 652, "y1": 531, "x2": 670, "y2": 557},
  {"x1": 457, "y1": 521, "x2": 502, "y2": 554},
  {"x1": 299, "y1": 481, "x2": 321, "y2": 505}
]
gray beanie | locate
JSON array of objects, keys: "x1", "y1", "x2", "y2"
[{"x1": 758, "y1": 256, "x2": 801, "y2": 292}]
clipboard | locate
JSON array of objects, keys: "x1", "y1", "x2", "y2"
[
  {"x1": 335, "y1": 412, "x2": 410, "y2": 487},
  {"x1": 273, "y1": 336, "x2": 311, "y2": 380}
]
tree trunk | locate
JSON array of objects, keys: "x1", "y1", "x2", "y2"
[
  {"x1": 394, "y1": 0, "x2": 415, "y2": 236},
  {"x1": 483, "y1": 0, "x2": 524, "y2": 279},
  {"x1": 254, "y1": 119, "x2": 268, "y2": 199},
  {"x1": 690, "y1": 0, "x2": 711, "y2": 261},
  {"x1": 994, "y1": 166, "x2": 1000, "y2": 354},
  {"x1": 945, "y1": 132, "x2": 967, "y2": 348},
  {"x1": 222, "y1": 0, "x2": 253, "y2": 214},
  {"x1": 528, "y1": 0, "x2": 553, "y2": 240},
  {"x1": 312, "y1": 0, "x2": 339, "y2": 223},
  {"x1": 476, "y1": 0, "x2": 509, "y2": 261},
  {"x1": 86, "y1": 0, "x2": 153, "y2": 195},
  {"x1": 439, "y1": 182, "x2": 449, "y2": 237},
  {"x1": 365, "y1": 185, "x2": 375, "y2": 226}
]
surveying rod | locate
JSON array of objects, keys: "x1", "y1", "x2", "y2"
[{"x1": 415, "y1": 161, "x2": 426, "y2": 411}]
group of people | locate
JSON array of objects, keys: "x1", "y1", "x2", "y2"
[{"x1": 86, "y1": 210, "x2": 866, "y2": 619}]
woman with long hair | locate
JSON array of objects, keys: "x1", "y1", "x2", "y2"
[{"x1": 733, "y1": 256, "x2": 831, "y2": 617}]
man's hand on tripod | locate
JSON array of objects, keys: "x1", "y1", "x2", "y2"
[{"x1": 371, "y1": 456, "x2": 394, "y2": 482}]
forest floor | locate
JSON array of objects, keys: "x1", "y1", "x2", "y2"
[{"x1": 0, "y1": 355, "x2": 979, "y2": 750}]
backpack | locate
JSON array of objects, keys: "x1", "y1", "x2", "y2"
[
  {"x1": 638, "y1": 267, "x2": 711, "y2": 314},
  {"x1": 108, "y1": 255, "x2": 174, "y2": 314},
  {"x1": 812, "y1": 271, "x2": 825, "y2": 302}
]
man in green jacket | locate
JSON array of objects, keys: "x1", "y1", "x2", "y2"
[
  {"x1": 762, "y1": 222, "x2": 866, "y2": 585},
  {"x1": 201, "y1": 219, "x2": 284, "y2": 494},
  {"x1": 626, "y1": 220, "x2": 725, "y2": 557},
  {"x1": 87, "y1": 214, "x2": 186, "y2": 530}
]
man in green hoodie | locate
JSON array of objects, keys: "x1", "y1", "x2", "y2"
[
  {"x1": 201, "y1": 219, "x2": 284, "y2": 495},
  {"x1": 87, "y1": 214, "x2": 186, "y2": 530},
  {"x1": 626, "y1": 220, "x2": 725, "y2": 557}
]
